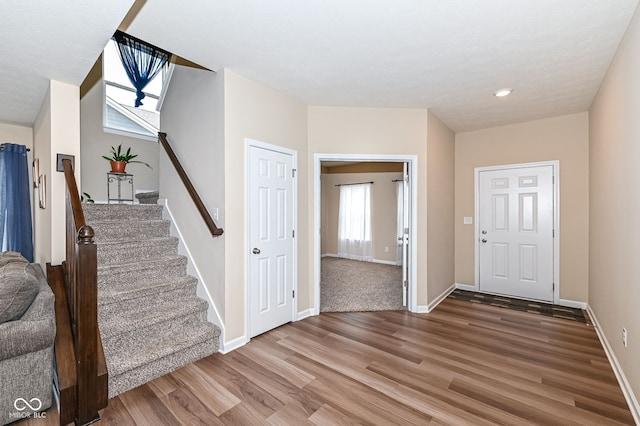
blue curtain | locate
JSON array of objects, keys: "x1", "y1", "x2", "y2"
[
  {"x1": 0, "y1": 143, "x2": 33, "y2": 262},
  {"x1": 112, "y1": 30, "x2": 171, "y2": 107}
]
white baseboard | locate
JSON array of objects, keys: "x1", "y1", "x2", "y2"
[
  {"x1": 220, "y1": 335, "x2": 247, "y2": 354},
  {"x1": 556, "y1": 298, "x2": 587, "y2": 309},
  {"x1": 161, "y1": 198, "x2": 226, "y2": 351},
  {"x1": 372, "y1": 258, "x2": 398, "y2": 266},
  {"x1": 223, "y1": 309, "x2": 315, "y2": 353},
  {"x1": 296, "y1": 308, "x2": 317, "y2": 321},
  {"x1": 412, "y1": 284, "x2": 457, "y2": 314},
  {"x1": 427, "y1": 284, "x2": 456, "y2": 312},
  {"x1": 414, "y1": 305, "x2": 429, "y2": 313},
  {"x1": 455, "y1": 282, "x2": 477, "y2": 291},
  {"x1": 321, "y1": 253, "x2": 399, "y2": 266},
  {"x1": 587, "y1": 305, "x2": 640, "y2": 424}
]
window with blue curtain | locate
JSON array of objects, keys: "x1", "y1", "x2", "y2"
[
  {"x1": 0, "y1": 143, "x2": 33, "y2": 261},
  {"x1": 112, "y1": 30, "x2": 171, "y2": 108}
]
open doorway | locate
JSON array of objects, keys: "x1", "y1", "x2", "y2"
[{"x1": 313, "y1": 154, "x2": 418, "y2": 314}]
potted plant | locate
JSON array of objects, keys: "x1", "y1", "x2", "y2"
[{"x1": 102, "y1": 144, "x2": 152, "y2": 173}]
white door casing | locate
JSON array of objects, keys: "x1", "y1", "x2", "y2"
[
  {"x1": 247, "y1": 140, "x2": 296, "y2": 338},
  {"x1": 313, "y1": 154, "x2": 419, "y2": 314},
  {"x1": 401, "y1": 162, "x2": 410, "y2": 307},
  {"x1": 477, "y1": 163, "x2": 556, "y2": 302}
]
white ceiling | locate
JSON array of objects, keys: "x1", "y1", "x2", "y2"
[
  {"x1": 2, "y1": 0, "x2": 638, "y2": 132},
  {"x1": 0, "y1": 0, "x2": 134, "y2": 126}
]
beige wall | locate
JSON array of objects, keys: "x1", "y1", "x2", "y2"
[
  {"x1": 160, "y1": 66, "x2": 226, "y2": 322},
  {"x1": 33, "y1": 89, "x2": 52, "y2": 268},
  {"x1": 426, "y1": 111, "x2": 455, "y2": 302},
  {"x1": 224, "y1": 69, "x2": 309, "y2": 341},
  {"x1": 50, "y1": 81, "x2": 82, "y2": 265},
  {"x1": 0, "y1": 123, "x2": 33, "y2": 149},
  {"x1": 455, "y1": 112, "x2": 589, "y2": 303},
  {"x1": 308, "y1": 107, "x2": 433, "y2": 306},
  {"x1": 81, "y1": 81, "x2": 159, "y2": 202},
  {"x1": 33, "y1": 80, "x2": 82, "y2": 267},
  {"x1": 590, "y1": 4, "x2": 640, "y2": 406},
  {"x1": 321, "y1": 171, "x2": 403, "y2": 263}
]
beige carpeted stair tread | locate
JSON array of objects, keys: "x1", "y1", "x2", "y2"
[
  {"x1": 99, "y1": 275, "x2": 198, "y2": 305},
  {"x1": 97, "y1": 255, "x2": 188, "y2": 287},
  {"x1": 87, "y1": 203, "x2": 220, "y2": 398},
  {"x1": 96, "y1": 237, "x2": 179, "y2": 266},
  {"x1": 83, "y1": 203, "x2": 164, "y2": 222},
  {"x1": 108, "y1": 335, "x2": 218, "y2": 397},
  {"x1": 105, "y1": 321, "x2": 219, "y2": 378},
  {"x1": 91, "y1": 219, "x2": 171, "y2": 242},
  {"x1": 100, "y1": 297, "x2": 208, "y2": 339}
]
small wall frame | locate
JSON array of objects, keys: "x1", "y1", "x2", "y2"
[
  {"x1": 38, "y1": 174, "x2": 46, "y2": 209},
  {"x1": 33, "y1": 158, "x2": 39, "y2": 188}
]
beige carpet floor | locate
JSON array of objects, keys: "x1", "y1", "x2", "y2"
[{"x1": 320, "y1": 257, "x2": 404, "y2": 312}]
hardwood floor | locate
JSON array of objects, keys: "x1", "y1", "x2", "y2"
[{"x1": 23, "y1": 297, "x2": 634, "y2": 425}]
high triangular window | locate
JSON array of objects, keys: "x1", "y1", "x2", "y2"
[{"x1": 102, "y1": 32, "x2": 173, "y2": 140}]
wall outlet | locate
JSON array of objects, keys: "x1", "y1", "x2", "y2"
[
  {"x1": 623, "y1": 327, "x2": 628, "y2": 348},
  {"x1": 384, "y1": 246, "x2": 389, "y2": 253},
  {"x1": 212, "y1": 207, "x2": 219, "y2": 221}
]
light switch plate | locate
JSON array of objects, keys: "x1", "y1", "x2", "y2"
[{"x1": 463, "y1": 216, "x2": 473, "y2": 225}]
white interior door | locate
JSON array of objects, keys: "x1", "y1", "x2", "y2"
[
  {"x1": 401, "y1": 162, "x2": 410, "y2": 307},
  {"x1": 478, "y1": 165, "x2": 554, "y2": 302},
  {"x1": 248, "y1": 144, "x2": 295, "y2": 337}
]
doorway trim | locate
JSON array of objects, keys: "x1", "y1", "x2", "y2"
[
  {"x1": 474, "y1": 160, "x2": 561, "y2": 305},
  {"x1": 314, "y1": 153, "x2": 419, "y2": 313},
  {"x1": 245, "y1": 138, "x2": 298, "y2": 341}
]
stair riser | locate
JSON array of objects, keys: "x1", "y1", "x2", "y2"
[
  {"x1": 100, "y1": 297, "x2": 209, "y2": 339},
  {"x1": 97, "y1": 240, "x2": 179, "y2": 266},
  {"x1": 92, "y1": 221, "x2": 171, "y2": 242},
  {"x1": 98, "y1": 257, "x2": 188, "y2": 288},
  {"x1": 98, "y1": 265, "x2": 187, "y2": 289},
  {"x1": 98, "y1": 266, "x2": 186, "y2": 291},
  {"x1": 102, "y1": 308, "x2": 208, "y2": 348},
  {"x1": 108, "y1": 338, "x2": 218, "y2": 398},
  {"x1": 99, "y1": 281, "x2": 198, "y2": 316},
  {"x1": 84, "y1": 204, "x2": 164, "y2": 222}
]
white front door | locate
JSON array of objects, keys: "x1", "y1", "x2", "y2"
[
  {"x1": 478, "y1": 165, "x2": 554, "y2": 302},
  {"x1": 248, "y1": 143, "x2": 295, "y2": 337}
]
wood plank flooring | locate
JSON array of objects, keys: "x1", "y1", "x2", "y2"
[{"x1": 21, "y1": 297, "x2": 634, "y2": 425}]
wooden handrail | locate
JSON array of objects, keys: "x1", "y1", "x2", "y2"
[
  {"x1": 53, "y1": 158, "x2": 106, "y2": 425},
  {"x1": 62, "y1": 159, "x2": 86, "y2": 232},
  {"x1": 158, "y1": 132, "x2": 224, "y2": 237}
]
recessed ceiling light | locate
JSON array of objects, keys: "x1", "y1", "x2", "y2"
[{"x1": 494, "y1": 88, "x2": 513, "y2": 97}]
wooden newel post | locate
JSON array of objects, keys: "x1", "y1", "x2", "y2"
[
  {"x1": 78, "y1": 226, "x2": 95, "y2": 244},
  {"x1": 75, "y1": 224, "x2": 100, "y2": 425}
]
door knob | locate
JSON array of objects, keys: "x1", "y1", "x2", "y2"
[
  {"x1": 481, "y1": 239, "x2": 487, "y2": 243},
  {"x1": 482, "y1": 230, "x2": 487, "y2": 235},
  {"x1": 252, "y1": 248, "x2": 261, "y2": 254}
]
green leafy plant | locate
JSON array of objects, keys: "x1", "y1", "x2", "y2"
[
  {"x1": 102, "y1": 144, "x2": 151, "y2": 168},
  {"x1": 81, "y1": 192, "x2": 94, "y2": 203}
]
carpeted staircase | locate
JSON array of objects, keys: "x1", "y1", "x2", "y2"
[{"x1": 83, "y1": 203, "x2": 221, "y2": 398}]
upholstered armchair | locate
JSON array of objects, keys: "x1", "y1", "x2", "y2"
[{"x1": 0, "y1": 252, "x2": 55, "y2": 425}]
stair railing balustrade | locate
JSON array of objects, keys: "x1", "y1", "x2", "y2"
[
  {"x1": 158, "y1": 132, "x2": 224, "y2": 237},
  {"x1": 49, "y1": 158, "x2": 107, "y2": 425}
]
